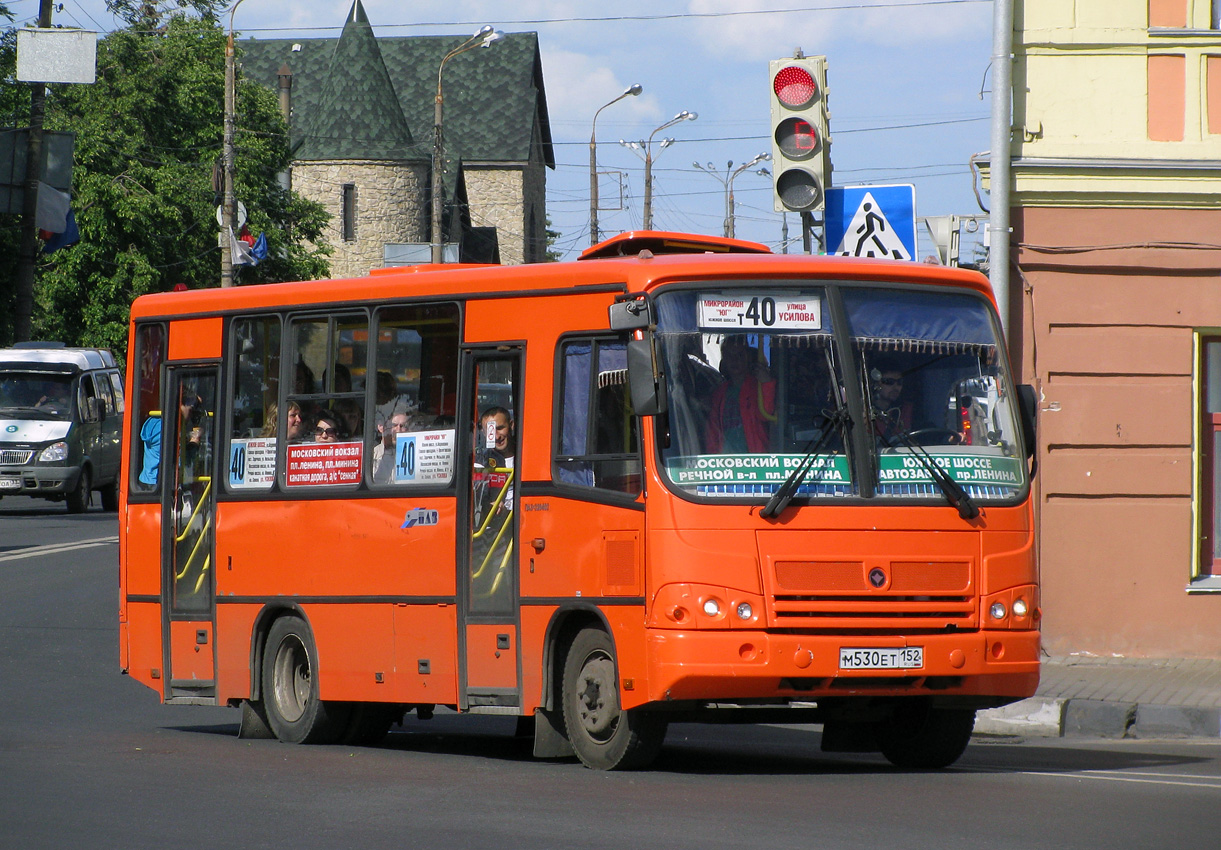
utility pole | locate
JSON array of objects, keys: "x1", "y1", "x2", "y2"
[
  {"x1": 13, "y1": 0, "x2": 54, "y2": 342},
  {"x1": 220, "y1": 0, "x2": 246, "y2": 287}
]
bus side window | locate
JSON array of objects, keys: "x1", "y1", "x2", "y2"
[
  {"x1": 227, "y1": 316, "x2": 281, "y2": 493},
  {"x1": 555, "y1": 338, "x2": 641, "y2": 495},
  {"x1": 368, "y1": 303, "x2": 460, "y2": 488},
  {"x1": 130, "y1": 323, "x2": 166, "y2": 495}
]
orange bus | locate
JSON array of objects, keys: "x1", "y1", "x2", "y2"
[{"x1": 119, "y1": 231, "x2": 1039, "y2": 770}]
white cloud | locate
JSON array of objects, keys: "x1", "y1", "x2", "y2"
[
  {"x1": 541, "y1": 49, "x2": 664, "y2": 133},
  {"x1": 686, "y1": 0, "x2": 990, "y2": 59}
]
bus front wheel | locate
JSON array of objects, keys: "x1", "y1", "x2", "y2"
[
  {"x1": 877, "y1": 701, "x2": 975, "y2": 769},
  {"x1": 261, "y1": 615, "x2": 349, "y2": 744},
  {"x1": 561, "y1": 628, "x2": 666, "y2": 770}
]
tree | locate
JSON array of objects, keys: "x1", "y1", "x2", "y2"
[
  {"x1": 9, "y1": 12, "x2": 330, "y2": 357},
  {"x1": 0, "y1": 5, "x2": 19, "y2": 344}
]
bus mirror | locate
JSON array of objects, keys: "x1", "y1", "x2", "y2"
[
  {"x1": 626, "y1": 337, "x2": 667, "y2": 416},
  {"x1": 1017, "y1": 384, "x2": 1037, "y2": 459},
  {"x1": 609, "y1": 296, "x2": 653, "y2": 332}
]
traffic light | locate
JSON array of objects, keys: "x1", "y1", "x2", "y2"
[{"x1": 769, "y1": 56, "x2": 831, "y2": 213}]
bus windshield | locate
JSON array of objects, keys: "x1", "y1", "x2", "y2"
[{"x1": 655, "y1": 283, "x2": 1028, "y2": 504}]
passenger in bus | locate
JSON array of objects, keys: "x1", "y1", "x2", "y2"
[
  {"x1": 286, "y1": 400, "x2": 309, "y2": 442},
  {"x1": 293, "y1": 360, "x2": 315, "y2": 394},
  {"x1": 870, "y1": 358, "x2": 913, "y2": 444},
  {"x1": 705, "y1": 336, "x2": 776, "y2": 453},
  {"x1": 313, "y1": 409, "x2": 344, "y2": 443},
  {"x1": 373, "y1": 409, "x2": 412, "y2": 482},
  {"x1": 335, "y1": 398, "x2": 363, "y2": 441},
  {"x1": 477, "y1": 406, "x2": 515, "y2": 512}
]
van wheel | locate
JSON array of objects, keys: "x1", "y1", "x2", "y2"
[
  {"x1": 66, "y1": 467, "x2": 91, "y2": 514},
  {"x1": 561, "y1": 628, "x2": 666, "y2": 770},
  {"x1": 261, "y1": 615, "x2": 350, "y2": 744},
  {"x1": 878, "y1": 701, "x2": 975, "y2": 769}
]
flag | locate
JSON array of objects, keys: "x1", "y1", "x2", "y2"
[
  {"x1": 229, "y1": 227, "x2": 255, "y2": 266},
  {"x1": 36, "y1": 182, "x2": 71, "y2": 236},
  {"x1": 251, "y1": 232, "x2": 268, "y2": 263},
  {"x1": 42, "y1": 209, "x2": 80, "y2": 253}
]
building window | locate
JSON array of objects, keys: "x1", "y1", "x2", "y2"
[
  {"x1": 342, "y1": 183, "x2": 356, "y2": 242},
  {"x1": 1199, "y1": 335, "x2": 1221, "y2": 580}
]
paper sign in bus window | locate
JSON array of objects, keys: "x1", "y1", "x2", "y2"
[{"x1": 394, "y1": 428, "x2": 455, "y2": 484}]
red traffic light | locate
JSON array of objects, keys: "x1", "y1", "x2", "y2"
[{"x1": 773, "y1": 65, "x2": 818, "y2": 109}]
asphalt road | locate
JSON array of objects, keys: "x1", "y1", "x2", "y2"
[{"x1": 3, "y1": 499, "x2": 1221, "y2": 849}]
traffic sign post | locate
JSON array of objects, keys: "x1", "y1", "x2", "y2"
[{"x1": 824, "y1": 184, "x2": 917, "y2": 261}]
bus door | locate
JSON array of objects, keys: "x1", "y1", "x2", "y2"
[
  {"x1": 460, "y1": 349, "x2": 523, "y2": 709},
  {"x1": 160, "y1": 366, "x2": 219, "y2": 702}
]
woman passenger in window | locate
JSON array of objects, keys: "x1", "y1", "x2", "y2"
[{"x1": 313, "y1": 409, "x2": 343, "y2": 443}]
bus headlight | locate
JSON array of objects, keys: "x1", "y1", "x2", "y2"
[
  {"x1": 39, "y1": 441, "x2": 69, "y2": 463},
  {"x1": 989, "y1": 601, "x2": 1007, "y2": 620},
  {"x1": 703, "y1": 598, "x2": 721, "y2": 617},
  {"x1": 1012, "y1": 598, "x2": 1029, "y2": 618},
  {"x1": 736, "y1": 602, "x2": 753, "y2": 621}
]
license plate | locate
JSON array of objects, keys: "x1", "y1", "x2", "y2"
[
  {"x1": 0, "y1": 478, "x2": 20, "y2": 490},
  {"x1": 839, "y1": 646, "x2": 923, "y2": 670}
]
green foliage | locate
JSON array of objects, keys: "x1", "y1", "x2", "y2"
[{"x1": 22, "y1": 14, "x2": 331, "y2": 358}]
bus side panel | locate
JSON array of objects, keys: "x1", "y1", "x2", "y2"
[
  {"x1": 519, "y1": 604, "x2": 557, "y2": 712},
  {"x1": 166, "y1": 317, "x2": 223, "y2": 361},
  {"x1": 304, "y1": 604, "x2": 397, "y2": 701},
  {"x1": 124, "y1": 601, "x2": 164, "y2": 695},
  {"x1": 215, "y1": 604, "x2": 257, "y2": 703},
  {"x1": 124, "y1": 503, "x2": 163, "y2": 596},
  {"x1": 603, "y1": 604, "x2": 652, "y2": 712},
  {"x1": 392, "y1": 603, "x2": 459, "y2": 705},
  {"x1": 520, "y1": 497, "x2": 645, "y2": 599},
  {"x1": 214, "y1": 499, "x2": 457, "y2": 598}
]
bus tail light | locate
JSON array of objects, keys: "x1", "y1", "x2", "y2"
[{"x1": 651, "y1": 583, "x2": 766, "y2": 630}]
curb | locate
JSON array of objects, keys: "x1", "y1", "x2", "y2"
[{"x1": 975, "y1": 697, "x2": 1221, "y2": 739}]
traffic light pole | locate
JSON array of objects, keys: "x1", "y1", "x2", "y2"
[{"x1": 13, "y1": 0, "x2": 54, "y2": 341}]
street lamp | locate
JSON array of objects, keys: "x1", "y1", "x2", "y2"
[
  {"x1": 431, "y1": 25, "x2": 503, "y2": 264},
  {"x1": 620, "y1": 109, "x2": 697, "y2": 231},
  {"x1": 589, "y1": 84, "x2": 642, "y2": 247},
  {"x1": 221, "y1": 0, "x2": 248, "y2": 287},
  {"x1": 692, "y1": 153, "x2": 771, "y2": 239}
]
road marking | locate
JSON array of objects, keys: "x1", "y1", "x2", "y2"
[
  {"x1": 965, "y1": 765, "x2": 1221, "y2": 790},
  {"x1": 0, "y1": 536, "x2": 119, "y2": 563}
]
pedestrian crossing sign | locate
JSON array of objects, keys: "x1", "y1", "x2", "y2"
[{"x1": 824, "y1": 184, "x2": 917, "y2": 261}]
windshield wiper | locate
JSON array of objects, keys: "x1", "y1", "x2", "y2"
[
  {"x1": 881, "y1": 422, "x2": 980, "y2": 521},
  {"x1": 760, "y1": 407, "x2": 851, "y2": 519}
]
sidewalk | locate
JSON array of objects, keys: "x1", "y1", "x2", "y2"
[{"x1": 975, "y1": 656, "x2": 1221, "y2": 739}]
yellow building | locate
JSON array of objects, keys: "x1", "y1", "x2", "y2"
[{"x1": 999, "y1": 0, "x2": 1221, "y2": 656}]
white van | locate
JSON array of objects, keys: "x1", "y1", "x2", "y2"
[{"x1": 0, "y1": 344, "x2": 124, "y2": 512}]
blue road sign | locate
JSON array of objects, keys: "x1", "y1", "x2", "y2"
[{"x1": 824, "y1": 184, "x2": 917, "y2": 260}]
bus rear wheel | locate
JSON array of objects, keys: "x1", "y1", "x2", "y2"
[
  {"x1": 561, "y1": 628, "x2": 666, "y2": 770},
  {"x1": 261, "y1": 615, "x2": 349, "y2": 744},
  {"x1": 877, "y1": 701, "x2": 975, "y2": 769}
]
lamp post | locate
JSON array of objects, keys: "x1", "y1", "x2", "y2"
[
  {"x1": 589, "y1": 84, "x2": 642, "y2": 247},
  {"x1": 431, "y1": 25, "x2": 503, "y2": 264},
  {"x1": 620, "y1": 109, "x2": 697, "y2": 231},
  {"x1": 692, "y1": 153, "x2": 771, "y2": 239},
  {"x1": 220, "y1": 0, "x2": 247, "y2": 287}
]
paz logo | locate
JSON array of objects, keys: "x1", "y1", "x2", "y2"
[{"x1": 401, "y1": 507, "x2": 439, "y2": 529}]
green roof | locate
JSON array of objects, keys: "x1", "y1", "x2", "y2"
[{"x1": 238, "y1": 4, "x2": 553, "y2": 168}]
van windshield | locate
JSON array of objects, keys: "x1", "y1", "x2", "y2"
[{"x1": 0, "y1": 371, "x2": 75, "y2": 421}]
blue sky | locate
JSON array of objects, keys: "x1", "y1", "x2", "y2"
[{"x1": 17, "y1": 0, "x2": 996, "y2": 262}]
